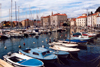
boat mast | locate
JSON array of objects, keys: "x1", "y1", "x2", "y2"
[
  {"x1": 36, "y1": 10, "x2": 37, "y2": 27},
  {"x1": 18, "y1": 6, "x2": 20, "y2": 28},
  {"x1": 26, "y1": 11, "x2": 27, "y2": 28},
  {"x1": 11, "y1": 0, "x2": 13, "y2": 28},
  {"x1": 9, "y1": 9, "x2": 11, "y2": 22},
  {"x1": 15, "y1": 1, "x2": 17, "y2": 27},
  {"x1": 0, "y1": 3, "x2": 1, "y2": 23}
]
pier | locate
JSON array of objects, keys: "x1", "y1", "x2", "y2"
[{"x1": 0, "y1": 59, "x2": 13, "y2": 67}]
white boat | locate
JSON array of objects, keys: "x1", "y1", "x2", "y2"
[
  {"x1": 3, "y1": 52, "x2": 44, "y2": 67},
  {"x1": 49, "y1": 42, "x2": 78, "y2": 48},
  {"x1": 82, "y1": 32, "x2": 97, "y2": 37},
  {"x1": 71, "y1": 35, "x2": 90, "y2": 41},
  {"x1": 10, "y1": 30, "x2": 24, "y2": 38},
  {"x1": 49, "y1": 45, "x2": 80, "y2": 53},
  {"x1": 58, "y1": 40, "x2": 77, "y2": 44},
  {"x1": 0, "y1": 29, "x2": 10, "y2": 39}
]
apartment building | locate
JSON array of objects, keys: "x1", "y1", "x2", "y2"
[{"x1": 76, "y1": 14, "x2": 87, "y2": 27}]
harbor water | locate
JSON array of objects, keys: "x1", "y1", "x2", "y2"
[{"x1": 0, "y1": 28, "x2": 100, "y2": 67}]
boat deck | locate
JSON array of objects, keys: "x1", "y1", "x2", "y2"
[{"x1": 0, "y1": 59, "x2": 14, "y2": 67}]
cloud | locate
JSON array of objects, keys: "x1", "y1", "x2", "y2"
[{"x1": 0, "y1": 0, "x2": 100, "y2": 22}]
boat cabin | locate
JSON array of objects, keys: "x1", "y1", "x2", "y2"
[{"x1": 22, "y1": 47, "x2": 52, "y2": 59}]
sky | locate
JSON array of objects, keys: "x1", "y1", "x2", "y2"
[{"x1": 0, "y1": 0, "x2": 100, "y2": 22}]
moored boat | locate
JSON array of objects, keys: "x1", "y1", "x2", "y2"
[
  {"x1": 49, "y1": 45, "x2": 80, "y2": 53},
  {"x1": 47, "y1": 48, "x2": 69, "y2": 58},
  {"x1": 19, "y1": 47, "x2": 58, "y2": 63},
  {"x1": 49, "y1": 42, "x2": 78, "y2": 48},
  {"x1": 3, "y1": 52, "x2": 44, "y2": 67}
]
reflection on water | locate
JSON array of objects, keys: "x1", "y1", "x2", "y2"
[{"x1": 0, "y1": 28, "x2": 100, "y2": 67}]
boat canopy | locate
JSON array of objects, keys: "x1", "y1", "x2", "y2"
[{"x1": 73, "y1": 32, "x2": 81, "y2": 36}]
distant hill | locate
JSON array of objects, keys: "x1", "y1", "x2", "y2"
[{"x1": 95, "y1": 7, "x2": 100, "y2": 13}]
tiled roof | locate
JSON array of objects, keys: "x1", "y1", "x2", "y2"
[
  {"x1": 71, "y1": 18, "x2": 76, "y2": 21},
  {"x1": 52, "y1": 13, "x2": 67, "y2": 16},
  {"x1": 92, "y1": 13, "x2": 98, "y2": 16},
  {"x1": 34, "y1": 21, "x2": 41, "y2": 23},
  {"x1": 24, "y1": 19, "x2": 29, "y2": 21},
  {"x1": 77, "y1": 16, "x2": 87, "y2": 19},
  {"x1": 41, "y1": 16, "x2": 50, "y2": 18},
  {"x1": 13, "y1": 21, "x2": 18, "y2": 23}
]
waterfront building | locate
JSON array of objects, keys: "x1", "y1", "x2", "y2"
[
  {"x1": 41, "y1": 12, "x2": 67, "y2": 27},
  {"x1": 70, "y1": 18, "x2": 76, "y2": 27},
  {"x1": 76, "y1": 14, "x2": 87, "y2": 27},
  {"x1": 21, "y1": 19, "x2": 34, "y2": 27},
  {"x1": 96, "y1": 13, "x2": 100, "y2": 27},
  {"x1": 33, "y1": 20, "x2": 42, "y2": 27},
  {"x1": 87, "y1": 12, "x2": 100, "y2": 27},
  {"x1": 41, "y1": 15, "x2": 50, "y2": 27},
  {"x1": 50, "y1": 12, "x2": 67, "y2": 27}
]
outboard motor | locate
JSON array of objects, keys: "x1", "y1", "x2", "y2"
[{"x1": 7, "y1": 52, "x2": 12, "y2": 56}]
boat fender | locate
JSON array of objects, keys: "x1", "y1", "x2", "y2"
[
  {"x1": 4, "y1": 46, "x2": 7, "y2": 49},
  {"x1": 33, "y1": 42, "x2": 35, "y2": 44},
  {"x1": 23, "y1": 43, "x2": 25, "y2": 46},
  {"x1": 46, "y1": 39, "x2": 47, "y2": 41},
  {"x1": 18, "y1": 45, "x2": 21, "y2": 48},
  {"x1": 42, "y1": 41, "x2": 44, "y2": 43}
]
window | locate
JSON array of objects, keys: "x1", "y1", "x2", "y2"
[
  {"x1": 47, "y1": 51, "x2": 50, "y2": 53},
  {"x1": 42, "y1": 52, "x2": 46, "y2": 56},
  {"x1": 33, "y1": 52, "x2": 39, "y2": 55}
]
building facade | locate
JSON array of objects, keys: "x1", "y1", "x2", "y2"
[
  {"x1": 41, "y1": 12, "x2": 67, "y2": 27},
  {"x1": 76, "y1": 14, "x2": 87, "y2": 27},
  {"x1": 21, "y1": 19, "x2": 34, "y2": 27},
  {"x1": 50, "y1": 13, "x2": 67, "y2": 27},
  {"x1": 96, "y1": 13, "x2": 100, "y2": 27},
  {"x1": 70, "y1": 18, "x2": 76, "y2": 27},
  {"x1": 41, "y1": 16, "x2": 50, "y2": 27}
]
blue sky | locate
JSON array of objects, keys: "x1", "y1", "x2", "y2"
[{"x1": 0, "y1": 0, "x2": 100, "y2": 22}]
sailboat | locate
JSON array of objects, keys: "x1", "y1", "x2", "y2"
[
  {"x1": 10, "y1": 2, "x2": 24, "y2": 38},
  {"x1": 0, "y1": 4, "x2": 10, "y2": 39}
]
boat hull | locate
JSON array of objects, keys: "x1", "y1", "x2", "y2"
[
  {"x1": 4, "y1": 58, "x2": 43, "y2": 67},
  {"x1": 0, "y1": 35, "x2": 9, "y2": 39}
]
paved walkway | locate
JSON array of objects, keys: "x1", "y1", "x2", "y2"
[{"x1": 0, "y1": 59, "x2": 13, "y2": 67}]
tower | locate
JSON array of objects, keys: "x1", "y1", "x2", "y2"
[{"x1": 51, "y1": 11, "x2": 53, "y2": 16}]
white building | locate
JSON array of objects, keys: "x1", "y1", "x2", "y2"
[
  {"x1": 87, "y1": 15, "x2": 93, "y2": 27},
  {"x1": 87, "y1": 12, "x2": 100, "y2": 27},
  {"x1": 70, "y1": 18, "x2": 76, "y2": 27},
  {"x1": 96, "y1": 13, "x2": 100, "y2": 27},
  {"x1": 76, "y1": 14, "x2": 87, "y2": 27}
]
